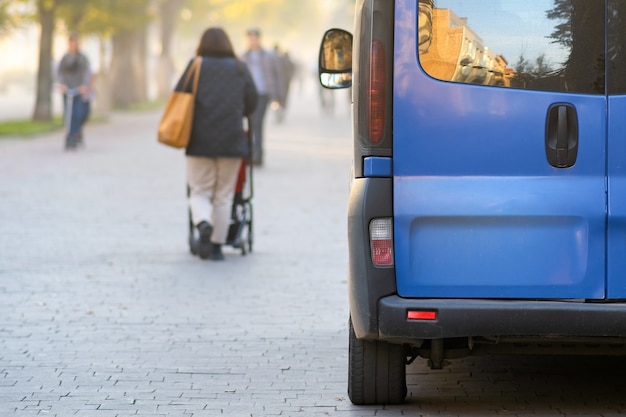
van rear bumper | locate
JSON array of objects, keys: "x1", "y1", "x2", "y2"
[{"x1": 378, "y1": 296, "x2": 626, "y2": 342}]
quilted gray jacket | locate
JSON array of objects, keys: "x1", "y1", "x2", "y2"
[
  {"x1": 176, "y1": 57, "x2": 258, "y2": 158},
  {"x1": 57, "y1": 52, "x2": 91, "y2": 89}
]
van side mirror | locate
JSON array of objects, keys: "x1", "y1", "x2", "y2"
[{"x1": 319, "y1": 28, "x2": 353, "y2": 89}]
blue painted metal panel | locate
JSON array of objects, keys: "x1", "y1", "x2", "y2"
[
  {"x1": 608, "y1": 96, "x2": 626, "y2": 298},
  {"x1": 394, "y1": 177, "x2": 605, "y2": 298},
  {"x1": 364, "y1": 156, "x2": 392, "y2": 177},
  {"x1": 392, "y1": 0, "x2": 607, "y2": 299}
]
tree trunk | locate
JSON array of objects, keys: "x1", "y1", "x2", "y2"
[
  {"x1": 110, "y1": 28, "x2": 148, "y2": 109},
  {"x1": 133, "y1": 27, "x2": 147, "y2": 103},
  {"x1": 110, "y1": 32, "x2": 135, "y2": 108},
  {"x1": 93, "y1": 37, "x2": 111, "y2": 117},
  {"x1": 33, "y1": 0, "x2": 56, "y2": 121},
  {"x1": 157, "y1": 0, "x2": 184, "y2": 100}
]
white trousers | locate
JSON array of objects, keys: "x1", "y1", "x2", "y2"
[{"x1": 186, "y1": 156, "x2": 242, "y2": 244}]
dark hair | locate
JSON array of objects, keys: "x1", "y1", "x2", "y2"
[{"x1": 196, "y1": 27, "x2": 236, "y2": 58}]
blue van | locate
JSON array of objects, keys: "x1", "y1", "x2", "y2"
[{"x1": 319, "y1": 0, "x2": 626, "y2": 405}]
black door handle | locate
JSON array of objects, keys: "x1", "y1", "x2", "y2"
[{"x1": 545, "y1": 103, "x2": 579, "y2": 168}]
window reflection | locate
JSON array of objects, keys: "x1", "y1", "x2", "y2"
[
  {"x1": 320, "y1": 72, "x2": 353, "y2": 89},
  {"x1": 418, "y1": 0, "x2": 605, "y2": 95},
  {"x1": 420, "y1": 7, "x2": 512, "y2": 87},
  {"x1": 321, "y1": 30, "x2": 353, "y2": 72},
  {"x1": 608, "y1": 0, "x2": 626, "y2": 94}
]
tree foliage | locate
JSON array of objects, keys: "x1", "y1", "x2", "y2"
[
  {"x1": 57, "y1": 0, "x2": 152, "y2": 37},
  {"x1": 547, "y1": 0, "x2": 604, "y2": 93},
  {"x1": 0, "y1": 0, "x2": 19, "y2": 36},
  {"x1": 546, "y1": 0, "x2": 572, "y2": 48},
  {"x1": 511, "y1": 53, "x2": 554, "y2": 89},
  {"x1": 180, "y1": 0, "x2": 327, "y2": 52},
  {"x1": 56, "y1": 0, "x2": 154, "y2": 108},
  {"x1": 3, "y1": 0, "x2": 354, "y2": 115}
]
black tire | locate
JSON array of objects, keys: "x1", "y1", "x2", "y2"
[
  {"x1": 348, "y1": 318, "x2": 407, "y2": 405},
  {"x1": 247, "y1": 225, "x2": 253, "y2": 254},
  {"x1": 240, "y1": 221, "x2": 247, "y2": 256},
  {"x1": 237, "y1": 204, "x2": 250, "y2": 256}
]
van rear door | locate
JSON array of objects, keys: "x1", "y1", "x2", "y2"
[
  {"x1": 393, "y1": 0, "x2": 607, "y2": 299},
  {"x1": 607, "y1": 1, "x2": 626, "y2": 298}
]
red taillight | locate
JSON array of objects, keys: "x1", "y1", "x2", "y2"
[
  {"x1": 371, "y1": 239, "x2": 393, "y2": 265},
  {"x1": 370, "y1": 218, "x2": 393, "y2": 266},
  {"x1": 368, "y1": 39, "x2": 386, "y2": 144},
  {"x1": 407, "y1": 311, "x2": 437, "y2": 321}
]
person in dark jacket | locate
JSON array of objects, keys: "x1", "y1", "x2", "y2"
[
  {"x1": 242, "y1": 28, "x2": 284, "y2": 166},
  {"x1": 176, "y1": 27, "x2": 258, "y2": 261},
  {"x1": 57, "y1": 32, "x2": 92, "y2": 150}
]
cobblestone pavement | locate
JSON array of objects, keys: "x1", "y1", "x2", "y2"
[{"x1": 2, "y1": 92, "x2": 626, "y2": 416}]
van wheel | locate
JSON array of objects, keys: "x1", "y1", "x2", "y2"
[{"x1": 348, "y1": 318, "x2": 407, "y2": 405}]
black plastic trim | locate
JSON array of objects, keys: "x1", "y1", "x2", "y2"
[
  {"x1": 348, "y1": 178, "x2": 396, "y2": 339},
  {"x1": 352, "y1": 0, "x2": 395, "y2": 177},
  {"x1": 377, "y1": 297, "x2": 626, "y2": 343}
]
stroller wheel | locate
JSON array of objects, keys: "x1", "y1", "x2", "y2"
[
  {"x1": 246, "y1": 226, "x2": 253, "y2": 254},
  {"x1": 239, "y1": 219, "x2": 248, "y2": 256},
  {"x1": 233, "y1": 202, "x2": 252, "y2": 256},
  {"x1": 247, "y1": 205, "x2": 253, "y2": 253}
]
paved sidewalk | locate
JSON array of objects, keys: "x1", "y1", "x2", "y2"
[{"x1": 0, "y1": 91, "x2": 358, "y2": 416}]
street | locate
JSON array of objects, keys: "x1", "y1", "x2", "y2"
[{"x1": 2, "y1": 89, "x2": 626, "y2": 416}]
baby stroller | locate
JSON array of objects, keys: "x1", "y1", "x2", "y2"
[{"x1": 187, "y1": 129, "x2": 254, "y2": 256}]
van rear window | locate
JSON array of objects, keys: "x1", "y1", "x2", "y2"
[{"x1": 418, "y1": 0, "x2": 605, "y2": 95}]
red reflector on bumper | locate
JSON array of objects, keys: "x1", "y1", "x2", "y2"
[{"x1": 407, "y1": 311, "x2": 437, "y2": 321}]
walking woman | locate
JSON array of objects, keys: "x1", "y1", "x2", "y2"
[{"x1": 178, "y1": 27, "x2": 258, "y2": 260}]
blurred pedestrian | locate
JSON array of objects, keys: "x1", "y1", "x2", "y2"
[
  {"x1": 241, "y1": 28, "x2": 284, "y2": 166},
  {"x1": 57, "y1": 32, "x2": 92, "y2": 150},
  {"x1": 273, "y1": 44, "x2": 295, "y2": 124},
  {"x1": 178, "y1": 27, "x2": 257, "y2": 261}
]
